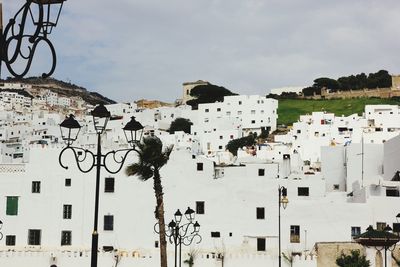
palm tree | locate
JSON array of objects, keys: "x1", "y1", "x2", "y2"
[{"x1": 126, "y1": 136, "x2": 173, "y2": 267}]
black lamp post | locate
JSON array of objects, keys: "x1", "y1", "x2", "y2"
[
  {"x1": 0, "y1": 220, "x2": 3, "y2": 241},
  {"x1": 155, "y1": 207, "x2": 202, "y2": 267},
  {"x1": 354, "y1": 225, "x2": 400, "y2": 267},
  {"x1": 59, "y1": 104, "x2": 144, "y2": 267},
  {"x1": 278, "y1": 186, "x2": 288, "y2": 267},
  {"x1": 1, "y1": 0, "x2": 66, "y2": 78}
]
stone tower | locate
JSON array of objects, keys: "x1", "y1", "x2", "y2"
[
  {"x1": 391, "y1": 75, "x2": 400, "y2": 90},
  {"x1": 182, "y1": 80, "x2": 209, "y2": 104}
]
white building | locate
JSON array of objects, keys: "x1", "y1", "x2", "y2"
[{"x1": 0, "y1": 97, "x2": 398, "y2": 267}]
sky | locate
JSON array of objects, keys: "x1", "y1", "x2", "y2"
[{"x1": 2, "y1": 0, "x2": 400, "y2": 103}]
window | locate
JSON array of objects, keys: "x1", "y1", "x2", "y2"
[
  {"x1": 196, "y1": 201, "x2": 205, "y2": 214},
  {"x1": 257, "y1": 238, "x2": 266, "y2": 251},
  {"x1": 211, "y1": 232, "x2": 220, "y2": 238},
  {"x1": 6, "y1": 235, "x2": 16, "y2": 246},
  {"x1": 104, "y1": 215, "x2": 114, "y2": 231},
  {"x1": 61, "y1": 231, "x2": 72, "y2": 246},
  {"x1": 237, "y1": 111, "x2": 242, "y2": 115},
  {"x1": 205, "y1": 109, "x2": 209, "y2": 113},
  {"x1": 251, "y1": 110, "x2": 256, "y2": 114},
  {"x1": 258, "y1": 169, "x2": 265, "y2": 176},
  {"x1": 6, "y1": 196, "x2": 18, "y2": 216},
  {"x1": 297, "y1": 187, "x2": 309, "y2": 196},
  {"x1": 63, "y1": 205, "x2": 72, "y2": 219},
  {"x1": 351, "y1": 227, "x2": 361, "y2": 238},
  {"x1": 333, "y1": 184, "x2": 340, "y2": 190},
  {"x1": 197, "y1": 163, "x2": 203, "y2": 171},
  {"x1": 238, "y1": 101, "x2": 242, "y2": 105},
  {"x1": 386, "y1": 188, "x2": 400, "y2": 197},
  {"x1": 251, "y1": 120, "x2": 256, "y2": 124},
  {"x1": 155, "y1": 241, "x2": 159, "y2": 248},
  {"x1": 217, "y1": 108, "x2": 221, "y2": 112},
  {"x1": 256, "y1": 207, "x2": 265, "y2": 219},
  {"x1": 377, "y1": 222, "x2": 386, "y2": 231},
  {"x1": 28, "y1": 229, "x2": 41, "y2": 245},
  {"x1": 105, "y1": 177, "x2": 115, "y2": 193},
  {"x1": 65, "y1": 178, "x2": 71, "y2": 187},
  {"x1": 219, "y1": 136, "x2": 223, "y2": 139},
  {"x1": 289, "y1": 226, "x2": 301, "y2": 243},
  {"x1": 32, "y1": 181, "x2": 41, "y2": 193}
]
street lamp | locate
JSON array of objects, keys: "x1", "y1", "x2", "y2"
[
  {"x1": 58, "y1": 104, "x2": 144, "y2": 267},
  {"x1": 155, "y1": 207, "x2": 202, "y2": 267},
  {"x1": 1, "y1": 0, "x2": 67, "y2": 78},
  {"x1": 354, "y1": 225, "x2": 400, "y2": 267},
  {"x1": 278, "y1": 186, "x2": 288, "y2": 267}
]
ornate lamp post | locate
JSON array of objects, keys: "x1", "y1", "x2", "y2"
[
  {"x1": 1, "y1": 0, "x2": 67, "y2": 78},
  {"x1": 278, "y1": 186, "x2": 288, "y2": 267},
  {"x1": 155, "y1": 207, "x2": 202, "y2": 267},
  {"x1": 354, "y1": 225, "x2": 400, "y2": 267},
  {"x1": 59, "y1": 104, "x2": 144, "y2": 267}
]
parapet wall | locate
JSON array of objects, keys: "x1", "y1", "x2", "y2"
[
  {"x1": 310, "y1": 87, "x2": 400, "y2": 100},
  {"x1": 0, "y1": 249, "x2": 317, "y2": 267}
]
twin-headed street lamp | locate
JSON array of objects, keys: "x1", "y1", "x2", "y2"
[
  {"x1": 59, "y1": 103, "x2": 144, "y2": 267},
  {"x1": 278, "y1": 186, "x2": 288, "y2": 267},
  {"x1": 1, "y1": 0, "x2": 66, "y2": 78},
  {"x1": 156, "y1": 207, "x2": 202, "y2": 267}
]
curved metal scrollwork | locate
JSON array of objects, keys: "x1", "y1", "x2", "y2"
[
  {"x1": 103, "y1": 148, "x2": 137, "y2": 174},
  {"x1": 2, "y1": 1, "x2": 58, "y2": 78},
  {"x1": 59, "y1": 145, "x2": 139, "y2": 175},
  {"x1": 155, "y1": 220, "x2": 202, "y2": 247},
  {"x1": 59, "y1": 146, "x2": 96, "y2": 173}
]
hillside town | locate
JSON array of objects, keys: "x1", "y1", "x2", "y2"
[{"x1": 0, "y1": 80, "x2": 399, "y2": 267}]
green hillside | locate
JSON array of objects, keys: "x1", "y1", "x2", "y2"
[{"x1": 277, "y1": 98, "x2": 400, "y2": 126}]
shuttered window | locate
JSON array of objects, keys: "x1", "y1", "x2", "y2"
[{"x1": 6, "y1": 196, "x2": 18, "y2": 216}]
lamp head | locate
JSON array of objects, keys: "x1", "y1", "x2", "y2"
[
  {"x1": 193, "y1": 221, "x2": 200, "y2": 233},
  {"x1": 168, "y1": 220, "x2": 176, "y2": 230},
  {"x1": 280, "y1": 186, "x2": 288, "y2": 209},
  {"x1": 91, "y1": 104, "x2": 110, "y2": 134},
  {"x1": 59, "y1": 114, "x2": 81, "y2": 146},
  {"x1": 184, "y1": 207, "x2": 195, "y2": 222},
  {"x1": 123, "y1": 116, "x2": 144, "y2": 147},
  {"x1": 31, "y1": 0, "x2": 67, "y2": 36},
  {"x1": 174, "y1": 209, "x2": 182, "y2": 225}
]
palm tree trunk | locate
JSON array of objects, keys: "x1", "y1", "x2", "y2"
[{"x1": 154, "y1": 170, "x2": 168, "y2": 267}]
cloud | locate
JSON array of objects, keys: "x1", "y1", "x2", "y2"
[{"x1": 2, "y1": 0, "x2": 400, "y2": 102}]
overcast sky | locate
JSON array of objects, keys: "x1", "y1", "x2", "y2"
[{"x1": 2, "y1": 0, "x2": 400, "y2": 103}]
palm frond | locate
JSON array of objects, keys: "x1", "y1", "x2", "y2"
[{"x1": 125, "y1": 136, "x2": 173, "y2": 180}]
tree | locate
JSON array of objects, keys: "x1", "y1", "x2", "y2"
[
  {"x1": 169, "y1": 118, "x2": 193, "y2": 134},
  {"x1": 226, "y1": 133, "x2": 257, "y2": 156},
  {"x1": 336, "y1": 250, "x2": 370, "y2": 267},
  {"x1": 313, "y1": 77, "x2": 340, "y2": 90},
  {"x1": 126, "y1": 137, "x2": 173, "y2": 267},
  {"x1": 186, "y1": 84, "x2": 237, "y2": 109}
]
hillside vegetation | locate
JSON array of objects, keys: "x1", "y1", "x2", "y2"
[
  {"x1": 2, "y1": 77, "x2": 115, "y2": 105},
  {"x1": 277, "y1": 98, "x2": 400, "y2": 126}
]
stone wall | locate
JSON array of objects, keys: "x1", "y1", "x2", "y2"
[
  {"x1": 315, "y1": 242, "x2": 365, "y2": 267},
  {"x1": 315, "y1": 87, "x2": 400, "y2": 100}
]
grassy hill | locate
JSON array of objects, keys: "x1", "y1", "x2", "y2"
[{"x1": 277, "y1": 98, "x2": 400, "y2": 126}]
